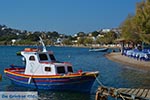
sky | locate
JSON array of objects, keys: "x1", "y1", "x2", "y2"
[{"x1": 0, "y1": 0, "x2": 141, "y2": 35}]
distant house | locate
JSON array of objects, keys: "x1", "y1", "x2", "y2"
[
  {"x1": 11, "y1": 39, "x2": 16, "y2": 45},
  {"x1": 88, "y1": 33, "x2": 92, "y2": 37},
  {"x1": 72, "y1": 40, "x2": 78, "y2": 43},
  {"x1": 1, "y1": 27, "x2": 6, "y2": 30},
  {"x1": 16, "y1": 32, "x2": 20, "y2": 36},
  {"x1": 56, "y1": 38, "x2": 62, "y2": 44},
  {"x1": 101, "y1": 29, "x2": 111, "y2": 33},
  {"x1": 73, "y1": 34, "x2": 78, "y2": 37},
  {"x1": 111, "y1": 28, "x2": 122, "y2": 34},
  {"x1": 97, "y1": 34, "x2": 104, "y2": 38}
]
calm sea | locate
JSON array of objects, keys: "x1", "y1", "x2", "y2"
[{"x1": 0, "y1": 46, "x2": 150, "y2": 100}]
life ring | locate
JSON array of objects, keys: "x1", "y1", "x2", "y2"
[{"x1": 24, "y1": 48, "x2": 38, "y2": 52}]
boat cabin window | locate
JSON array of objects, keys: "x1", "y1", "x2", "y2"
[
  {"x1": 45, "y1": 67, "x2": 51, "y2": 72},
  {"x1": 57, "y1": 66, "x2": 65, "y2": 74},
  {"x1": 49, "y1": 54, "x2": 56, "y2": 61},
  {"x1": 39, "y1": 54, "x2": 48, "y2": 61},
  {"x1": 67, "y1": 66, "x2": 73, "y2": 73},
  {"x1": 29, "y1": 56, "x2": 35, "y2": 61}
]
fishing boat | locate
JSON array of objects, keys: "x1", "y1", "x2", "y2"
[
  {"x1": 4, "y1": 37, "x2": 99, "y2": 92},
  {"x1": 89, "y1": 48, "x2": 108, "y2": 52}
]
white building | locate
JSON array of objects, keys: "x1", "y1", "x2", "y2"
[{"x1": 101, "y1": 29, "x2": 111, "y2": 33}]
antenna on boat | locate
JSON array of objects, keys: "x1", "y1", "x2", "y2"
[{"x1": 39, "y1": 37, "x2": 47, "y2": 52}]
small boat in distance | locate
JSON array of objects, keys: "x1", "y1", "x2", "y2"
[
  {"x1": 4, "y1": 37, "x2": 99, "y2": 92},
  {"x1": 89, "y1": 48, "x2": 108, "y2": 52}
]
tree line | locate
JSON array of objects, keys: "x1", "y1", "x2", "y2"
[
  {"x1": 0, "y1": 25, "x2": 61, "y2": 45},
  {"x1": 0, "y1": 25, "x2": 119, "y2": 46}
]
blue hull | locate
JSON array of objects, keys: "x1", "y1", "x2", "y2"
[{"x1": 5, "y1": 73, "x2": 96, "y2": 92}]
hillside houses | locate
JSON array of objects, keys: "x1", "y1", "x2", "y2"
[
  {"x1": 70, "y1": 28, "x2": 121, "y2": 47},
  {"x1": 0, "y1": 24, "x2": 121, "y2": 46}
]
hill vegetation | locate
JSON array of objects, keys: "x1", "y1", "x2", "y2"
[{"x1": 0, "y1": 25, "x2": 119, "y2": 46}]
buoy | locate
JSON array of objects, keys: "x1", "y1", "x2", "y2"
[{"x1": 0, "y1": 74, "x2": 2, "y2": 81}]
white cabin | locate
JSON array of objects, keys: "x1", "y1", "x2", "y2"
[{"x1": 21, "y1": 48, "x2": 73, "y2": 75}]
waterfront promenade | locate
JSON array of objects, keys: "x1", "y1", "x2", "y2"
[{"x1": 106, "y1": 52, "x2": 150, "y2": 71}]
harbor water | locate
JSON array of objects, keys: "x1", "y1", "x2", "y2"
[{"x1": 0, "y1": 46, "x2": 150, "y2": 100}]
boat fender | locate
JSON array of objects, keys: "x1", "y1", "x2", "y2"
[
  {"x1": 28, "y1": 77, "x2": 32, "y2": 84},
  {"x1": 22, "y1": 57, "x2": 26, "y2": 62}
]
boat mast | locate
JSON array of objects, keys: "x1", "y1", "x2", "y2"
[{"x1": 39, "y1": 37, "x2": 47, "y2": 52}]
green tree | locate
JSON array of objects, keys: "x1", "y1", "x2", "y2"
[
  {"x1": 62, "y1": 39, "x2": 72, "y2": 45},
  {"x1": 121, "y1": 0, "x2": 150, "y2": 44},
  {"x1": 77, "y1": 37, "x2": 85, "y2": 45},
  {"x1": 26, "y1": 34, "x2": 39, "y2": 41},
  {"x1": 76, "y1": 32, "x2": 86, "y2": 37},
  {"x1": 121, "y1": 14, "x2": 141, "y2": 43},
  {"x1": 91, "y1": 31, "x2": 99, "y2": 37},
  {"x1": 84, "y1": 37, "x2": 93, "y2": 46},
  {"x1": 47, "y1": 31, "x2": 59, "y2": 38},
  {"x1": 96, "y1": 31, "x2": 117, "y2": 44}
]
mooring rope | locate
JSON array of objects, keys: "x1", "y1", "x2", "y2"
[
  {"x1": 119, "y1": 94, "x2": 126, "y2": 100},
  {"x1": 94, "y1": 74, "x2": 105, "y2": 87},
  {"x1": 94, "y1": 74, "x2": 127, "y2": 100}
]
